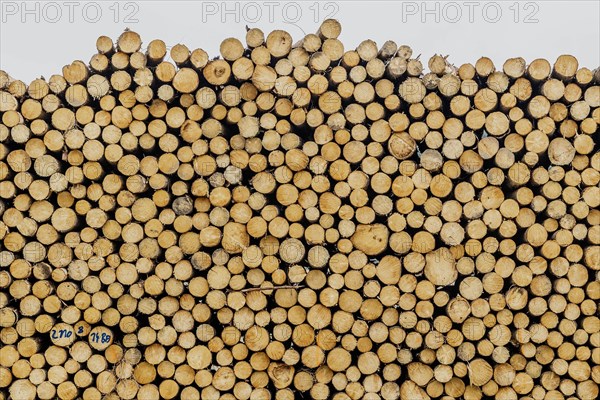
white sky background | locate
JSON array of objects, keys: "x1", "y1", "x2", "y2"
[{"x1": 0, "y1": 1, "x2": 599, "y2": 83}]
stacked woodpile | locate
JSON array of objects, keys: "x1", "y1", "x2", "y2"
[{"x1": 0, "y1": 20, "x2": 599, "y2": 400}]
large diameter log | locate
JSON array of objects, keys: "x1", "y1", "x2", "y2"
[{"x1": 351, "y1": 224, "x2": 389, "y2": 255}]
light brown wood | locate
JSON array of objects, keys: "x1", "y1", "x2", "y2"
[{"x1": 0, "y1": 22, "x2": 598, "y2": 400}]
